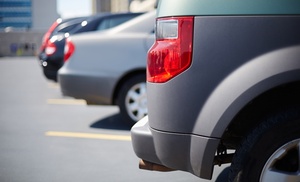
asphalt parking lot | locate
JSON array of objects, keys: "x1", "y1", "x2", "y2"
[{"x1": 0, "y1": 57, "x2": 228, "y2": 182}]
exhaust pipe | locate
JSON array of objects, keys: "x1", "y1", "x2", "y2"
[{"x1": 139, "y1": 159, "x2": 175, "y2": 172}]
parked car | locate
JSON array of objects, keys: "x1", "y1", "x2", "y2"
[
  {"x1": 131, "y1": 1, "x2": 300, "y2": 182},
  {"x1": 39, "y1": 17, "x2": 87, "y2": 60},
  {"x1": 38, "y1": 17, "x2": 88, "y2": 81},
  {"x1": 39, "y1": 12, "x2": 143, "y2": 82},
  {"x1": 58, "y1": 11, "x2": 155, "y2": 124}
]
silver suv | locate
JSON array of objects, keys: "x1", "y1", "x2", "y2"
[{"x1": 131, "y1": 0, "x2": 300, "y2": 181}]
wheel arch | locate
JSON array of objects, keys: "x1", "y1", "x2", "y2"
[
  {"x1": 223, "y1": 81, "x2": 300, "y2": 149},
  {"x1": 112, "y1": 68, "x2": 146, "y2": 105},
  {"x1": 193, "y1": 45, "x2": 300, "y2": 139}
]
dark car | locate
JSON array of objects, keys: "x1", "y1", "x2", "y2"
[
  {"x1": 38, "y1": 17, "x2": 88, "y2": 80},
  {"x1": 131, "y1": 0, "x2": 300, "y2": 182},
  {"x1": 39, "y1": 17, "x2": 87, "y2": 60},
  {"x1": 39, "y1": 12, "x2": 143, "y2": 82}
]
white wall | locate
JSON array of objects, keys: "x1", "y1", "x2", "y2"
[{"x1": 31, "y1": 0, "x2": 59, "y2": 31}]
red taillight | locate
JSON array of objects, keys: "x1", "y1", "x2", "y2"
[
  {"x1": 64, "y1": 38, "x2": 75, "y2": 62},
  {"x1": 45, "y1": 40, "x2": 57, "y2": 56},
  {"x1": 40, "y1": 19, "x2": 61, "y2": 51},
  {"x1": 147, "y1": 17, "x2": 194, "y2": 83}
]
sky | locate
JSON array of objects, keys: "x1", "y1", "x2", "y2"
[{"x1": 57, "y1": 0, "x2": 92, "y2": 18}]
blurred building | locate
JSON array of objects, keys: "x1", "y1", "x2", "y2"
[
  {"x1": 93, "y1": 0, "x2": 156, "y2": 13},
  {"x1": 0, "y1": 0, "x2": 58, "y2": 31},
  {"x1": 0, "y1": 0, "x2": 58, "y2": 57},
  {"x1": 0, "y1": 0, "x2": 156, "y2": 57},
  {"x1": 0, "y1": 0, "x2": 156, "y2": 31},
  {"x1": 129, "y1": 0, "x2": 157, "y2": 12}
]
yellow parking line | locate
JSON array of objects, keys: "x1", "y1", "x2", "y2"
[
  {"x1": 45, "y1": 131, "x2": 131, "y2": 141},
  {"x1": 47, "y1": 82, "x2": 60, "y2": 89},
  {"x1": 47, "y1": 99, "x2": 86, "y2": 105}
]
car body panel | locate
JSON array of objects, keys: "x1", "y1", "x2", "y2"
[
  {"x1": 149, "y1": 16, "x2": 300, "y2": 135},
  {"x1": 195, "y1": 45, "x2": 300, "y2": 138},
  {"x1": 58, "y1": 11, "x2": 155, "y2": 105},
  {"x1": 59, "y1": 33, "x2": 153, "y2": 104}
]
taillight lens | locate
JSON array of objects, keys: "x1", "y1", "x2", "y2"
[
  {"x1": 45, "y1": 40, "x2": 57, "y2": 56},
  {"x1": 40, "y1": 18, "x2": 61, "y2": 51},
  {"x1": 64, "y1": 38, "x2": 75, "y2": 62},
  {"x1": 147, "y1": 17, "x2": 194, "y2": 83}
]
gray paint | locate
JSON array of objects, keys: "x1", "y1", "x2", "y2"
[
  {"x1": 195, "y1": 45, "x2": 300, "y2": 137},
  {"x1": 149, "y1": 16, "x2": 300, "y2": 135},
  {"x1": 131, "y1": 116, "x2": 220, "y2": 179},
  {"x1": 143, "y1": 15, "x2": 300, "y2": 178},
  {"x1": 58, "y1": 11, "x2": 155, "y2": 104}
]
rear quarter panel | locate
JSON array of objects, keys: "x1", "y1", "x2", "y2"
[{"x1": 148, "y1": 14, "x2": 300, "y2": 137}]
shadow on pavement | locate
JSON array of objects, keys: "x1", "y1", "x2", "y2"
[{"x1": 90, "y1": 113, "x2": 132, "y2": 131}]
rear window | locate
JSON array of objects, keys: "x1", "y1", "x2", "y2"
[
  {"x1": 52, "y1": 18, "x2": 84, "y2": 35},
  {"x1": 55, "y1": 23, "x2": 80, "y2": 33},
  {"x1": 97, "y1": 15, "x2": 139, "y2": 30}
]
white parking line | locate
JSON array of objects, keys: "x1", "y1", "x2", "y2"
[{"x1": 47, "y1": 82, "x2": 60, "y2": 89}]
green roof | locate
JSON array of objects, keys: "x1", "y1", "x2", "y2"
[{"x1": 157, "y1": 0, "x2": 300, "y2": 17}]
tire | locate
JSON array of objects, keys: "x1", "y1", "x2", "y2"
[
  {"x1": 118, "y1": 74, "x2": 147, "y2": 125},
  {"x1": 229, "y1": 108, "x2": 300, "y2": 182}
]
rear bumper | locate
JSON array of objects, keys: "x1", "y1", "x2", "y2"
[
  {"x1": 43, "y1": 68, "x2": 57, "y2": 81},
  {"x1": 58, "y1": 69, "x2": 113, "y2": 105},
  {"x1": 41, "y1": 61, "x2": 60, "y2": 82},
  {"x1": 39, "y1": 54, "x2": 63, "y2": 82},
  {"x1": 131, "y1": 116, "x2": 220, "y2": 180}
]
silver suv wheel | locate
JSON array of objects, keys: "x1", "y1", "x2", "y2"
[
  {"x1": 125, "y1": 82, "x2": 147, "y2": 122},
  {"x1": 260, "y1": 139, "x2": 300, "y2": 182},
  {"x1": 229, "y1": 108, "x2": 300, "y2": 182},
  {"x1": 118, "y1": 74, "x2": 147, "y2": 125}
]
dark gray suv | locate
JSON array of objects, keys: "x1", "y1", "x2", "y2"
[{"x1": 131, "y1": 0, "x2": 300, "y2": 181}]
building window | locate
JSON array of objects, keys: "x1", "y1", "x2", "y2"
[{"x1": 0, "y1": 0, "x2": 32, "y2": 30}]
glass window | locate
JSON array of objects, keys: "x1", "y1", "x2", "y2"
[{"x1": 96, "y1": 15, "x2": 138, "y2": 31}]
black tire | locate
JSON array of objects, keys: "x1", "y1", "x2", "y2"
[
  {"x1": 229, "y1": 108, "x2": 300, "y2": 182},
  {"x1": 117, "y1": 74, "x2": 147, "y2": 125}
]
